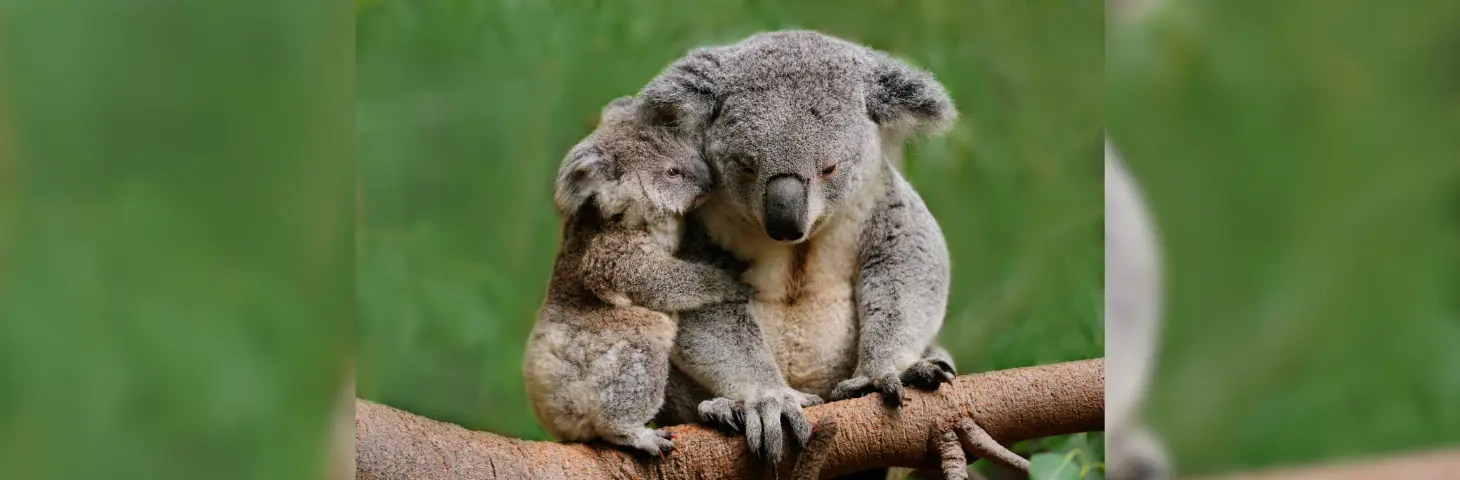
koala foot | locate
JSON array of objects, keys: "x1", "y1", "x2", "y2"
[
  {"x1": 604, "y1": 427, "x2": 676, "y2": 457},
  {"x1": 900, "y1": 358, "x2": 956, "y2": 391},
  {"x1": 832, "y1": 356, "x2": 956, "y2": 407},
  {"x1": 696, "y1": 387, "x2": 823, "y2": 466},
  {"x1": 830, "y1": 371, "x2": 905, "y2": 407}
]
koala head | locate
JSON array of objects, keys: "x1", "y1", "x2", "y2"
[
  {"x1": 553, "y1": 96, "x2": 713, "y2": 227},
  {"x1": 637, "y1": 30, "x2": 956, "y2": 243}
]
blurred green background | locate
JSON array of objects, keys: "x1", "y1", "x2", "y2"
[
  {"x1": 0, "y1": 1, "x2": 354, "y2": 479},
  {"x1": 1108, "y1": 0, "x2": 1460, "y2": 476},
  {"x1": 356, "y1": 0, "x2": 1105, "y2": 476}
]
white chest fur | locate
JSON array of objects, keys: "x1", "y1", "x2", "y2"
[{"x1": 699, "y1": 178, "x2": 882, "y2": 397}]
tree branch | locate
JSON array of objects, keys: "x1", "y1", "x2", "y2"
[{"x1": 355, "y1": 358, "x2": 1104, "y2": 479}]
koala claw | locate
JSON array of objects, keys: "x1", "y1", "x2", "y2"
[
  {"x1": 900, "y1": 359, "x2": 956, "y2": 391},
  {"x1": 696, "y1": 388, "x2": 821, "y2": 467},
  {"x1": 697, "y1": 397, "x2": 742, "y2": 433},
  {"x1": 609, "y1": 428, "x2": 676, "y2": 457},
  {"x1": 830, "y1": 372, "x2": 905, "y2": 407}
]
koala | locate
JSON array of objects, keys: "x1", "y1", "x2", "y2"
[
  {"x1": 1104, "y1": 139, "x2": 1173, "y2": 480},
  {"x1": 521, "y1": 96, "x2": 751, "y2": 455},
  {"x1": 634, "y1": 30, "x2": 962, "y2": 471}
]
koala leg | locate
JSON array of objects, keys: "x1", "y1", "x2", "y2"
[
  {"x1": 834, "y1": 174, "x2": 952, "y2": 408},
  {"x1": 672, "y1": 301, "x2": 822, "y2": 467},
  {"x1": 594, "y1": 337, "x2": 676, "y2": 456},
  {"x1": 653, "y1": 364, "x2": 713, "y2": 427}
]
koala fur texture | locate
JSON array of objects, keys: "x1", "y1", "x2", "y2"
[
  {"x1": 522, "y1": 97, "x2": 751, "y2": 455},
  {"x1": 1105, "y1": 140, "x2": 1173, "y2": 480},
  {"x1": 635, "y1": 30, "x2": 960, "y2": 470}
]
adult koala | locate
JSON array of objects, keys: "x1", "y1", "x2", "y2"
[{"x1": 639, "y1": 30, "x2": 960, "y2": 470}]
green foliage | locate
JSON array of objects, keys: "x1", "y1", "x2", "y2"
[
  {"x1": 1018, "y1": 433, "x2": 1106, "y2": 480},
  {"x1": 1109, "y1": 0, "x2": 1460, "y2": 475},
  {"x1": 1030, "y1": 453, "x2": 1082, "y2": 480},
  {"x1": 357, "y1": 0, "x2": 1103, "y2": 459}
]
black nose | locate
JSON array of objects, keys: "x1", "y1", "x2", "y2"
[
  {"x1": 691, "y1": 157, "x2": 712, "y2": 191},
  {"x1": 763, "y1": 175, "x2": 807, "y2": 242}
]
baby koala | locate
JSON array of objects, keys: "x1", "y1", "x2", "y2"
[{"x1": 523, "y1": 96, "x2": 751, "y2": 455}]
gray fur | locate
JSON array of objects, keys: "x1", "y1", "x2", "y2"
[
  {"x1": 637, "y1": 30, "x2": 958, "y2": 470},
  {"x1": 523, "y1": 96, "x2": 750, "y2": 456},
  {"x1": 1105, "y1": 139, "x2": 1172, "y2": 480}
]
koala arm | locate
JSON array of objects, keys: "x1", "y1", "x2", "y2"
[
  {"x1": 667, "y1": 219, "x2": 822, "y2": 465},
  {"x1": 580, "y1": 229, "x2": 751, "y2": 312},
  {"x1": 832, "y1": 170, "x2": 952, "y2": 407},
  {"x1": 672, "y1": 300, "x2": 823, "y2": 465},
  {"x1": 668, "y1": 218, "x2": 794, "y2": 397}
]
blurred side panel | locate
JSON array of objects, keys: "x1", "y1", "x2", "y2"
[
  {"x1": 0, "y1": 0, "x2": 355, "y2": 479},
  {"x1": 1108, "y1": 0, "x2": 1460, "y2": 475}
]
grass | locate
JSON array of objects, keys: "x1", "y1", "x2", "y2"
[{"x1": 355, "y1": 0, "x2": 1105, "y2": 475}]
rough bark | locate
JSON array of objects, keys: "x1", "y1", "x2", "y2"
[{"x1": 355, "y1": 358, "x2": 1104, "y2": 480}]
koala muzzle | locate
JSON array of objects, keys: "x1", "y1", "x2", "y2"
[
  {"x1": 763, "y1": 174, "x2": 808, "y2": 242},
  {"x1": 691, "y1": 157, "x2": 713, "y2": 193}
]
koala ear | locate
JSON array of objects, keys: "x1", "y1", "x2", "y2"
[
  {"x1": 599, "y1": 95, "x2": 637, "y2": 123},
  {"x1": 864, "y1": 52, "x2": 958, "y2": 138},
  {"x1": 553, "y1": 146, "x2": 612, "y2": 218},
  {"x1": 638, "y1": 48, "x2": 726, "y2": 134}
]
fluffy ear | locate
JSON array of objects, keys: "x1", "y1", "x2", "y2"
[
  {"x1": 638, "y1": 48, "x2": 727, "y2": 134},
  {"x1": 864, "y1": 52, "x2": 958, "y2": 138},
  {"x1": 553, "y1": 145, "x2": 612, "y2": 218},
  {"x1": 599, "y1": 95, "x2": 637, "y2": 123}
]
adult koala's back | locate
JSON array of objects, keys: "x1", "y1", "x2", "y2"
[{"x1": 640, "y1": 30, "x2": 958, "y2": 400}]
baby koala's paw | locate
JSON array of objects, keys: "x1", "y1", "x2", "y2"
[
  {"x1": 710, "y1": 275, "x2": 754, "y2": 303},
  {"x1": 607, "y1": 428, "x2": 676, "y2": 458}
]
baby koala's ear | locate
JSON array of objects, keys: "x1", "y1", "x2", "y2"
[
  {"x1": 864, "y1": 51, "x2": 958, "y2": 139},
  {"x1": 554, "y1": 145, "x2": 613, "y2": 218},
  {"x1": 599, "y1": 95, "x2": 637, "y2": 122}
]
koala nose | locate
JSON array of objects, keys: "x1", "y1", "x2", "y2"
[
  {"x1": 763, "y1": 174, "x2": 808, "y2": 242},
  {"x1": 691, "y1": 158, "x2": 712, "y2": 192}
]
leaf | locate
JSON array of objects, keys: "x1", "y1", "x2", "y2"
[{"x1": 1030, "y1": 452, "x2": 1081, "y2": 480}]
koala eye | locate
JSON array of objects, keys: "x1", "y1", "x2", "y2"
[
  {"x1": 666, "y1": 167, "x2": 684, "y2": 178},
  {"x1": 820, "y1": 162, "x2": 838, "y2": 178}
]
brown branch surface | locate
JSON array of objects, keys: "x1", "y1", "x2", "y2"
[{"x1": 356, "y1": 358, "x2": 1104, "y2": 479}]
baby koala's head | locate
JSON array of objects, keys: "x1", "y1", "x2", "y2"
[{"x1": 554, "y1": 96, "x2": 712, "y2": 226}]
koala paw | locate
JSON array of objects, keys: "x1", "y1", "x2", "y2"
[
  {"x1": 606, "y1": 428, "x2": 676, "y2": 458},
  {"x1": 899, "y1": 358, "x2": 955, "y2": 391},
  {"x1": 696, "y1": 387, "x2": 822, "y2": 466},
  {"x1": 830, "y1": 371, "x2": 906, "y2": 407},
  {"x1": 1108, "y1": 425, "x2": 1173, "y2": 480},
  {"x1": 726, "y1": 282, "x2": 755, "y2": 303}
]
